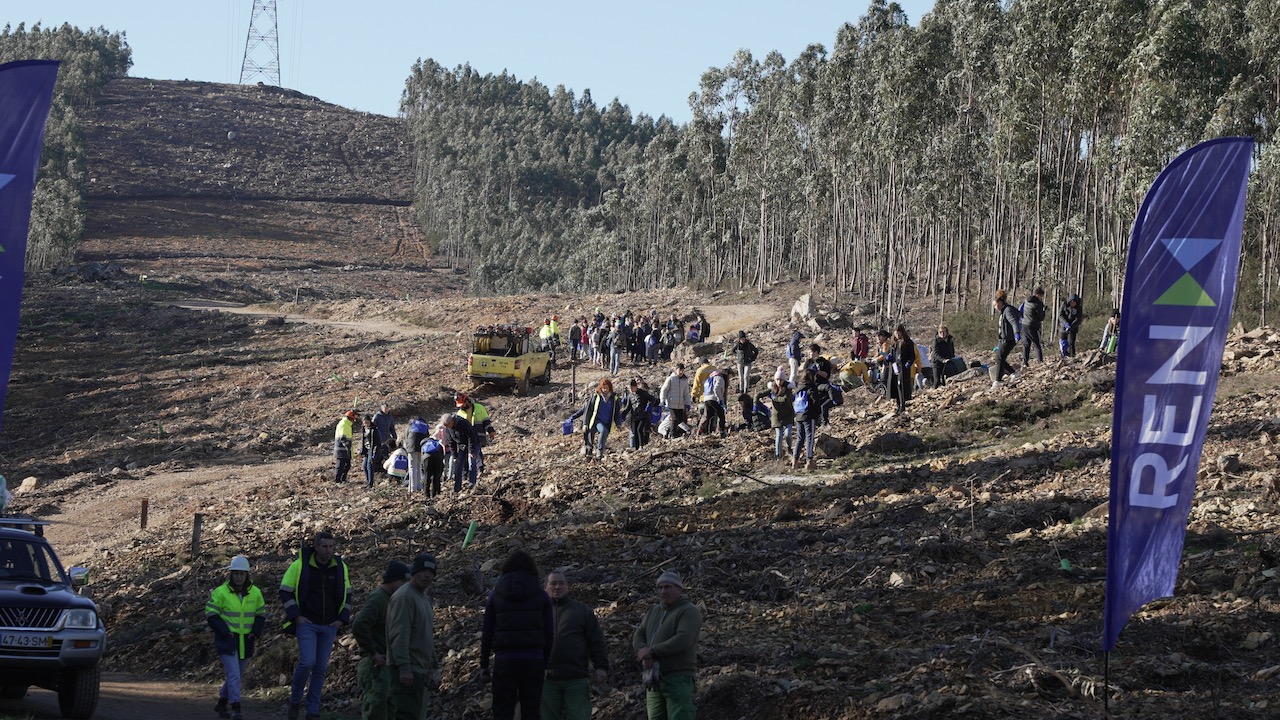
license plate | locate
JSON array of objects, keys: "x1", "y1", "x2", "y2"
[
  {"x1": 484, "y1": 373, "x2": 503, "y2": 378},
  {"x1": 0, "y1": 633, "x2": 52, "y2": 648}
]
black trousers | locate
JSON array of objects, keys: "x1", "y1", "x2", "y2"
[
  {"x1": 1022, "y1": 326, "x2": 1043, "y2": 365},
  {"x1": 493, "y1": 657, "x2": 544, "y2": 720}
]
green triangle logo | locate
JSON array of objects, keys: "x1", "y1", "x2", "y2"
[{"x1": 1154, "y1": 273, "x2": 1215, "y2": 307}]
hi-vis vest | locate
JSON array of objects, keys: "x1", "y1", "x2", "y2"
[{"x1": 205, "y1": 583, "x2": 266, "y2": 659}]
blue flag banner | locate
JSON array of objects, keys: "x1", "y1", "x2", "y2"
[
  {"x1": 0, "y1": 60, "x2": 60, "y2": 434},
  {"x1": 1102, "y1": 137, "x2": 1254, "y2": 651}
]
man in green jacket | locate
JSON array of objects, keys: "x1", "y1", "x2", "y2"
[
  {"x1": 387, "y1": 553, "x2": 439, "y2": 720},
  {"x1": 352, "y1": 561, "x2": 410, "y2": 720},
  {"x1": 632, "y1": 571, "x2": 702, "y2": 720},
  {"x1": 542, "y1": 571, "x2": 610, "y2": 720}
]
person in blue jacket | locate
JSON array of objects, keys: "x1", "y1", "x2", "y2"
[{"x1": 569, "y1": 378, "x2": 627, "y2": 460}]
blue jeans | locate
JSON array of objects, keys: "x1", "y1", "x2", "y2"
[
  {"x1": 793, "y1": 419, "x2": 816, "y2": 461},
  {"x1": 584, "y1": 422, "x2": 611, "y2": 458},
  {"x1": 774, "y1": 424, "x2": 792, "y2": 458},
  {"x1": 451, "y1": 451, "x2": 476, "y2": 491},
  {"x1": 610, "y1": 349, "x2": 622, "y2": 375},
  {"x1": 218, "y1": 653, "x2": 249, "y2": 704},
  {"x1": 363, "y1": 453, "x2": 376, "y2": 488},
  {"x1": 290, "y1": 621, "x2": 337, "y2": 715}
]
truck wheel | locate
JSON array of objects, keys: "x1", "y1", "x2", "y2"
[
  {"x1": 516, "y1": 370, "x2": 530, "y2": 396},
  {"x1": 57, "y1": 665, "x2": 99, "y2": 720},
  {"x1": 0, "y1": 685, "x2": 27, "y2": 699}
]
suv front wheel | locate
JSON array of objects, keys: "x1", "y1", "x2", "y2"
[{"x1": 57, "y1": 665, "x2": 100, "y2": 719}]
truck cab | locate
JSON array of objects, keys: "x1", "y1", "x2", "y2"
[
  {"x1": 467, "y1": 325, "x2": 552, "y2": 395},
  {"x1": 0, "y1": 518, "x2": 104, "y2": 719}
]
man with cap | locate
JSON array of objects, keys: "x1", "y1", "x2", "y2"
[
  {"x1": 441, "y1": 413, "x2": 481, "y2": 492},
  {"x1": 456, "y1": 392, "x2": 495, "y2": 479},
  {"x1": 334, "y1": 409, "x2": 357, "y2": 483},
  {"x1": 207, "y1": 555, "x2": 265, "y2": 720},
  {"x1": 542, "y1": 570, "x2": 610, "y2": 720},
  {"x1": 387, "y1": 553, "x2": 440, "y2": 720},
  {"x1": 372, "y1": 403, "x2": 398, "y2": 462},
  {"x1": 633, "y1": 571, "x2": 702, "y2": 720},
  {"x1": 353, "y1": 561, "x2": 411, "y2": 720}
]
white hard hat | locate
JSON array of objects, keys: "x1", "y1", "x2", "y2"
[{"x1": 227, "y1": 555, "x2": 251, "y2": 572}]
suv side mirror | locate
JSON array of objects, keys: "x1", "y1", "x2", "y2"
[{"x1": 69, "y1": 566, "x2": 90, "y2": 590}]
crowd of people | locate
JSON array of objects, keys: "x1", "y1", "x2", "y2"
[{"x1": 207, "y1": 533, "x2": 699, "y2": 720}]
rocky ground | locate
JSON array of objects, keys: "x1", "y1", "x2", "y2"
[
  {"x1": 3, "y1": 77, "x2": 1279, "y2": 720},
  {"x1": 6, "y1": 243, "x2": 1280, "y2": 719}
]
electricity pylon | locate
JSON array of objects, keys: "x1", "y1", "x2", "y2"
[{"x1": 239, "y1": 0, "x2": 281, "y2": 86}]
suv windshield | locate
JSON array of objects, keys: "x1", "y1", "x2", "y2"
[{"x1": 0, "y1": 537, "x2": 67, "y2": 584}]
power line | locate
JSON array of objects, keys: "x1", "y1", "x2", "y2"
[{"x1": 239, "y1": 0, "x2": 281, "y2": 86}]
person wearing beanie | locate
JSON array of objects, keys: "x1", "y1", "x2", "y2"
[
  {"x1": 352, "y1": 561, "x2": 411, "y2": 720},
  {"x1": 633, "y1": 571, "x2": 702, "y2": 720},
  {"x1": 207, "y1": 555, "x2": 265, "y2": 720},
  {"x1": 387, "y1": 553, "x2": 440, "y2": 720},
  {"x1": 541, "y1": 570, "x2": 610, "y2": 720}
]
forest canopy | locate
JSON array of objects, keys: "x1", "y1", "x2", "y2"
[
  {"x1": 0, "y1": 22, "x2": 132, "y2": 270},
  {"x1": 402, "y1": 0, "x2": 1280, "y2": 325}
]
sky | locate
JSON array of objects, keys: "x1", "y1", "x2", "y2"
[{"x1": 13, "y1": 1, "x2": 936, "y2": 122}]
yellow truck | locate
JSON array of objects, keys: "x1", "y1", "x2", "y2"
[{"x1": 467, "y1": 324, "x2": 552, "y2": 395}]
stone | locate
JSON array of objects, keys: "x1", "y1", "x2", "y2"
[
  {"x1": 864, "y1": 432, "x2": 926, "y2": 454},
  {"x1": 791, "y1": 293, "x2": 814, "y2": 321},
  {"x1": 16, "y1": 477, "x2": 39, "y2": 494},
  {"x1": 539, "y1": 482, "x2": 558, "y2": 499},
  {"x1": 815, "y1": 433, "x2": 851, "y2": 458},
  {"x1": 1217, "y1": 453, "x2": 1241, "y2": 474}
]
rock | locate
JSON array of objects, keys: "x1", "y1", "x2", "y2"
[
  {"x1": 815, "y1": 433, "x2": 851, "y2": 458},
  {"x1": 806, "y1": 318, "x2": 824, "y2": 334},
  {"x1": 772, "y1": 503, "x2": 802, "y2": 522},
  {"x1": 990, "y1": 427, "x2": 1009, "y2": 439},
  {"x1": 823, "y1": 501, "x2": 854, "y2": 520},
  {"x1": 853, "y1": 302, "x2": 878, "y2": 316},
  {"x1": 864, "y1": 432, "x2": 925, "y2": 454},
  {"x1": 539, "y1": 482, "x2": 558, "y2": 499},
  {"x1": 888, "y1": 572, "x2": 909, "y2": 587},
  {"x1": 16, "y1": 476, "x2": 39, "y2": 494},
  {"x1": 791, "y1": 294, "x2": 813, "y2": 321},
  {"x1": 1217, "y1": 453, "x2": 1241, "y2": 474}
]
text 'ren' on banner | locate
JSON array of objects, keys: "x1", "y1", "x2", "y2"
[{"x1": 1103, "y1": 137, "x2": 1253, "y2": 651}]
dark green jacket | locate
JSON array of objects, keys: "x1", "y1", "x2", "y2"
[
  {"x1": 632, "y1": 596, "x2": 702, "y2": 677},
  {"x1": 547, "y1": 596, "x2": 609, "y2": 680},
  {"x1": 351, "y1": 586, "x2": 394, "y2": 657}
]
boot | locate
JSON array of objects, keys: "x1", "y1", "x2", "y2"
[
  {"x1": 286, "y1": 703, "x2": 300, "y2": 720},
  {"x1": 790, "y1": 457, "x2": 800, "y2": 470},
  {"x1": 805, "y1": 458, "x2": 816, "y2": 472},
  {"x1": 230, "y1": 702, "x2": 243, "y2": 720},
  {"x1": 214, "y1": 698, "x2": 230, "y2": 719}
]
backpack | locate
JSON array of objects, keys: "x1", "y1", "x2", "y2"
[
  {"x1": 793, "y1": 388, "x2": 811, "y2": 415},
  {"x1": 384, "y1": 449, "x2": 409, "y2": 478},
  {"x1": 703, "y1": 376, "x2": 718, "y2": 402},
  {"x1": 828, "y1": 382, "x2": 844, "y2": 407}
]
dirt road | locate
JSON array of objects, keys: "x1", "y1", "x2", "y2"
[{"x1": 0, "y1": 673, "x2": 312, "y2": 720}]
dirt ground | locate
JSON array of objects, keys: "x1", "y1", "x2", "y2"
[{"x1": 0, "y1": 673, "x2": 273, "y2": 720}]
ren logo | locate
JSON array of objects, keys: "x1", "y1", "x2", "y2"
[{"x1": 1129, "y1": 237, "x2": 1224, "y2": 510}]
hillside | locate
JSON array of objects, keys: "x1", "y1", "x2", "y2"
[{"x1": 1, "y1": 78, "x2": 1279, "y2": 720}]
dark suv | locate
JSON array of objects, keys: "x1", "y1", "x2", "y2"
[{"x1": 0, "y1": 519, "x2": 105, "y2": 719}]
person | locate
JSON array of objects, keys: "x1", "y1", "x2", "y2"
[
  {"x1": 838, "y1": 353, "x2": 871, "y2": 390},
  {"x1": 930, "y1": 325, "x2": 956, "y2": 388},
  {"x1": 372, "y1": 404, "x2": 398, "y2": 461},
  {"x1": 400, "y1": 416, "x2": 432, "y2": 493},
  {"x1": 441, "y1": 413, "x2": 481, "y2": 491},
  {"x1": 659, "y1": 364, "x2": 693, "y2": 439},
  {"x1": 993, "y1": 290, "x2": 1020, "y2": 387},
  {"x1": 786, "y1": 327, "x2": 803, "y2": 383},
  {"x1": 803, "y1": 344, "x2": 833, "y2": 426},
  {"x1": 852, "y1": 328, "x2": 870, "y2": 360},
  {"x1": 281, "y1": 531, "x2": 353, "y2": 720},
  {"x1": 387, "y1": 553, "x2": 440, "y2": 720},
  {"x1": 758, "y1": 368, "x2": 795, "y2": 460},
  {"x1": 625, "y1": 378, "x2": 658, "y2": 450},
  {"x1": 480, "y1": 550, "x2": 554, "y2": 720},
  {"x1": 456, "y1": 392, "x2": 496, "y2": 480},
  {"x1": 693, "y1": 314, "x2": 710, "y2": 341},
  {"x1": 791, "y1": 370, "x2": 819, "y2": 471},
  {"x1": 334, "y1": 410, "x2": 357, "y2": 483},
  {"x1": 541, "y1": 571, "x2": 610, "y2": 720},
  {"x1": 352, "y1": 561, "x2": 411, "y2": 720},
  {"x1": 1059, "y1": 293, "x2": 1083, "y2": 358},
  {"x1": 1020, "y1": 287, "x2": 1047, "y2": 367},
  {"x1": 733, "y1": 331, "x2": 758, "y2": 394},
  {"x1": 358, "y1": 415, "x2": 384, "y2": 489},
  {"x1": 539, "y1": 318, "x2": 556, "y2": 351},
  {"x1": 568, "y1": 320, "x2": 583, "y2": 363},
  {"x1": 1101, "y1": 308, "x2": 1120, "y2": 353},
  {"x1": 421, "y1": 426, "x2": 446, "y2": 498},
  {"x1": 699, "y1": 370, "x2": 727, "y2": 437},
  {"x1": 571, "y1": 378, "x2": 626, "y2": 460},
  {"x1": 889, "y1": 324, "x2": 916, "y2": 414},
  {"x1": 690, "y1": 359, "x2": 714, "y2": 407},
  {"x1": 207, "y1": 555, "x2": 266, "y2": 720},
  {"x1": 608, "y1": 321, "x2": 624, "y2": 375},
  {"x1": 633, "y1": 571, "x2": 702, "y2": 720}
]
